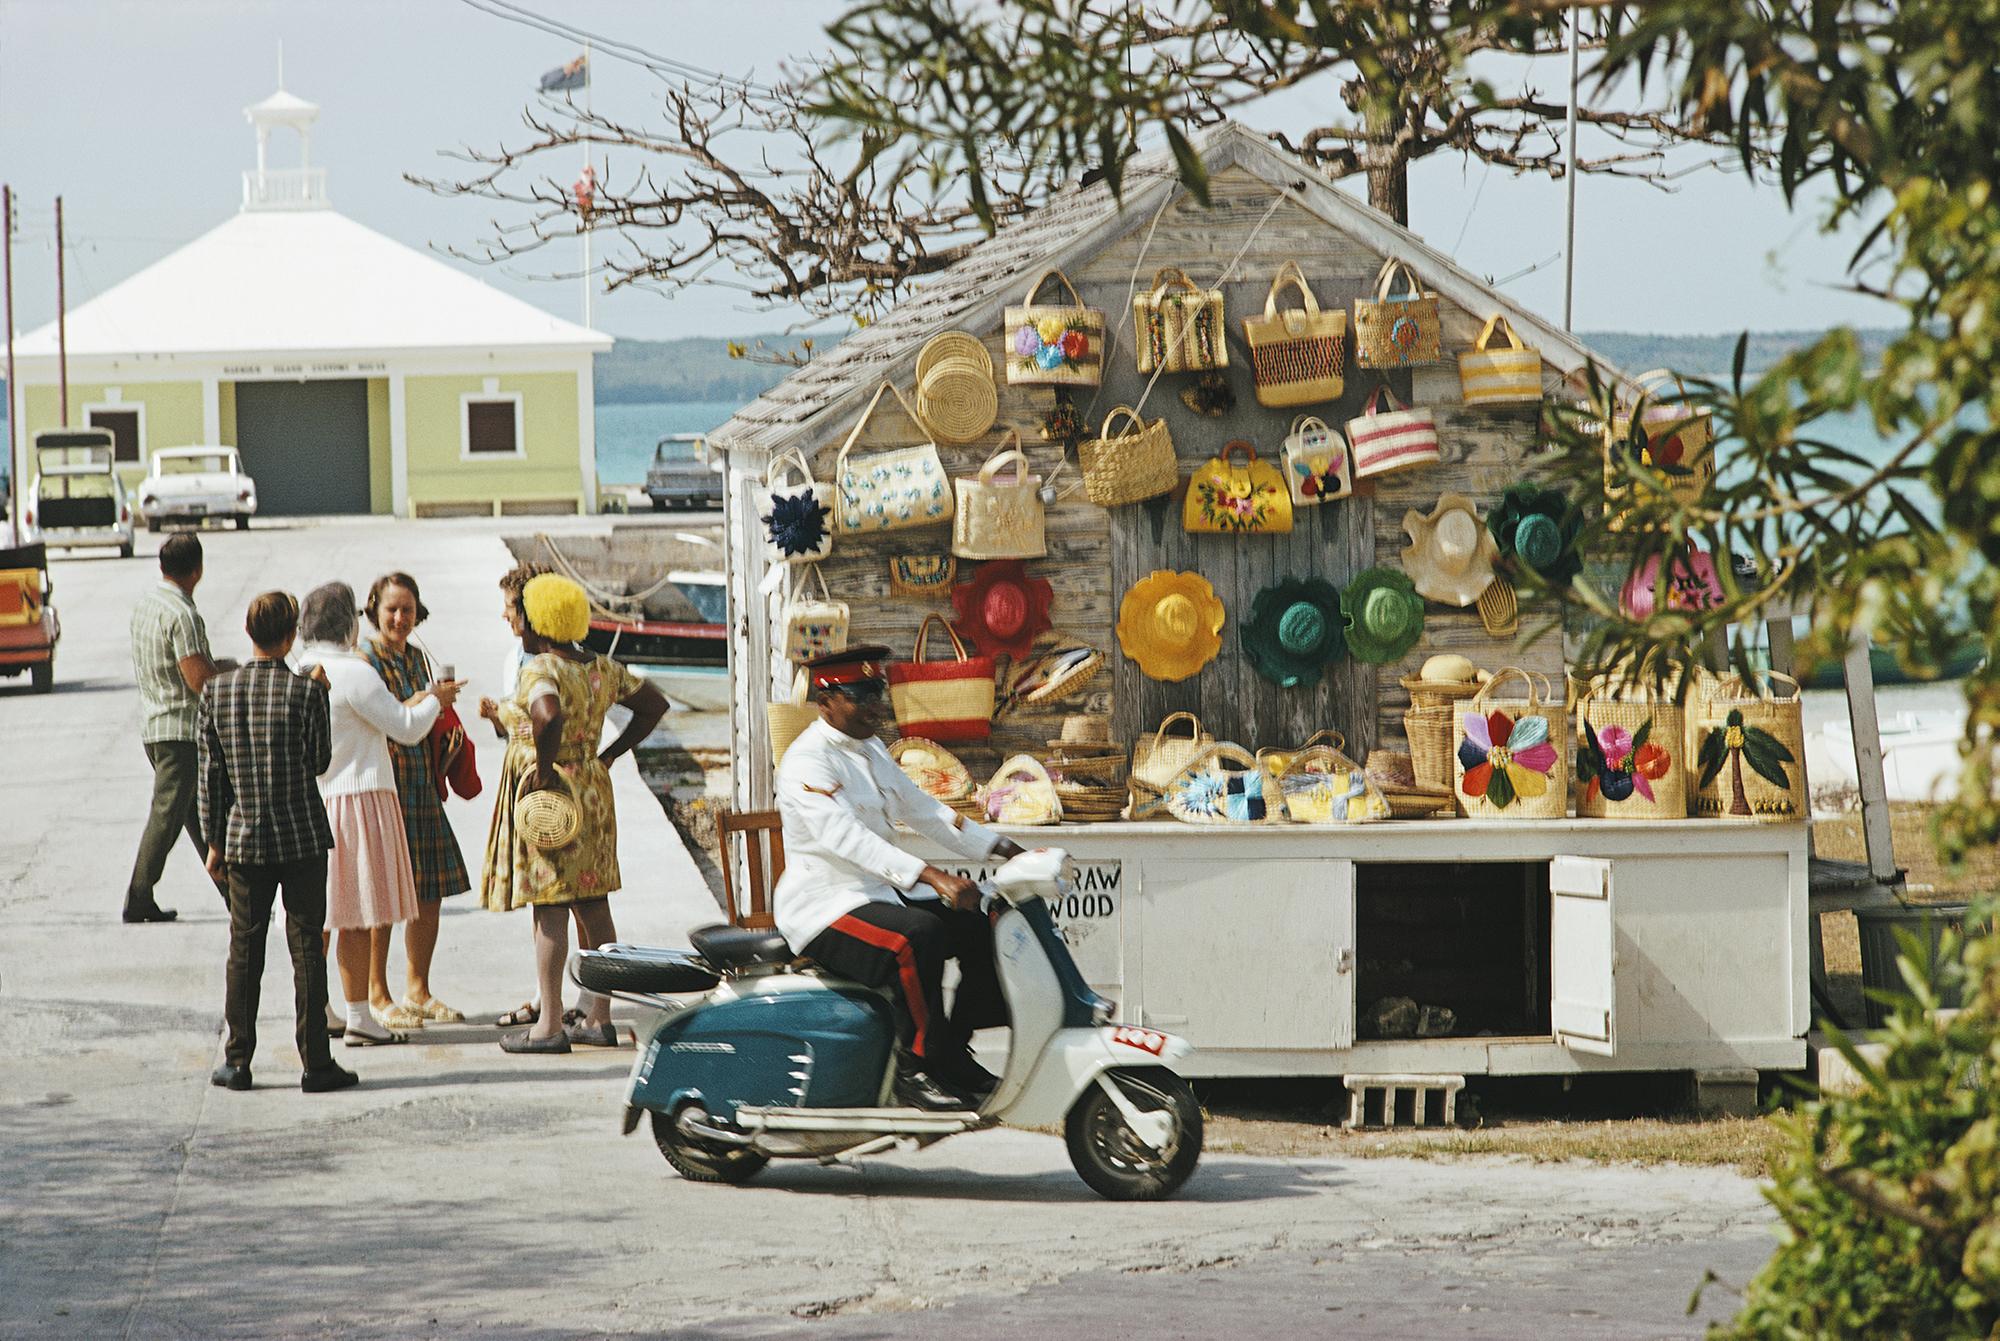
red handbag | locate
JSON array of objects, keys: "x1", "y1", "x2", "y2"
[{"x1": 428, "y1": 704, "x2": 482, "y2": 801}]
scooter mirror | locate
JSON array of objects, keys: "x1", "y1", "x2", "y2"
[{"x1": 991, "y1": 847, "x2": 1069, "y2": 904}]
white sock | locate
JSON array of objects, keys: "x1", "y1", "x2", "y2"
[{"x1": 346, "y1": 1001, "x2": 389, "y2": 1038}]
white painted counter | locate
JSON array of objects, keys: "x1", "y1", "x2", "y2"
[{"x1": 925, "y1": 819, "x2": 1811, "y2": 1079}]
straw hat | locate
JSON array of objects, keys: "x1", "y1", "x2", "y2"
[
  {"x1": 949, "y1": 559, "x2": 1053, "y2": 660},
  {"x1": 1339, "y1": 568, "x2": 1425, "y2": 665},
  {"x1": 1054, "y1": 714, "x2": 1112, "y2": 747},
  {"x1": 1116, "y1": 570, "x2": 1225, "y2": 682},
  {"x1": 1402, "y1": 493, "x2": 1501, "y2": 608},
  {"x1": 1240, "y1": 577, "x2": 1346, "y2": 689},
  {"x1": 1489, "y1": 483, "x2": 1582, "y2": 585}
]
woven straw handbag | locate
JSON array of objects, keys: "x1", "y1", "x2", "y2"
[
  {"x1": 1575, "y1": 670, "x2": 1689, "y2": 821},
  {"x1": 982, "y1": 754, "x2": 1064, "y2": 826},
  {"x1": 1128, "y1": 711, "x2": 1213, "y2": 819},
  {"x1": 890, "y1": 737, "x2": 976, "y2": 803},
  {"x1": 1457, "y1": 314, "x2": 1544, "y2": 406},
  {"x1": 780, "y1": 564, "x2": 849, "y2": 663},
  {"x1": 766, "y1": 666, "x2": 818, "y2": 769},
  {"x1": 952, "y1": 432, "x2": 1047, "y2": 560},
  {"x1": 1244, "y1": 261, "x2": 1347, "y2": 408},
  {"x1": 888, "y1": 553, "x2": 956, "y2": 599},
  {"x1": 1605, "y1": 369, "x2": 1716, "y2": 512},
  {"x1": 1163, "y1": 743, "x2": 1277, "y2": 825},
  {"x1": 1689, "y1": 671, "x2": 1807, "y2": 821},
  {"x1": 1005, "y1": 269, "x2": 1104, "y2": 387},
  {"x1": 1182, "y1": 440, "x2": 1292, "y2": 535},
  {"x1": 1454, "y1": 668, "x2": 1569, "y2": 820},
  {"x1": 996, "y1": 632, "x2": 1105, "y2": 717},
  {"x1": 1346, "y1": 385, "x2": 1441, "y2": 479},
  {"x1": 1281, "y1": 414, "x2": 1352, "y2": 507},
  {"x1": 833, "y1": 380, "x2": 955, "y2": 534},
  {"x1": 514, "y1": 773, "x2": 581, "y2": 851},
  {"x1": 1079, "y1": 405, "x2": 1178, "y2": 507},
  {"x1": 888, "y1": 614, "x2": 997, "y2": 743},
  {"x1": 1134, "y1": 267, "x2": 1228, "y2": 374},
  {"x1": 1258, "y1": 731, "x2": 1390, "y2": 825},
  {"x1": 1353, "y1": 257, "x2": 1443, "y2": 368},
  {"x1": 758, "y1": 448, "x2": 836, "y2": 566}
]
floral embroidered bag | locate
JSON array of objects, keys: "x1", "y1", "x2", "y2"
[
  {"x1": 833, "y1": 380, "x2": 955, "y2": 535},
  {"x1": 1281, "y1": 415, "x2": 1353, "y2": 507},
  {"x1": 1164, "y1": 743, "x2": 1277, "y2": 825},
  {"x1": 1454, "y1": 668, "x2": 1568, "y2": 819},
  {"x1": 1182, "y1": 440, "x2": 1293, "y2": 535},
  {"x1": 759, "y1": 448, "x2": 835, "y2": 566},
  {"x1": 1004, "y1": 269, "x2": 1104, "y2": 387},
  {"x1": 952, "y1": 432, "x2": 1047, "y2": 559},
  {"x1": 780, "y1": 563, "x2": 849, "y2": 663},
  {"x1": 1575, "y1": 669, "x2": 1688, "y2": 821}
]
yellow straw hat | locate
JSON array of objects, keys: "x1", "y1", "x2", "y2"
[
  {"x1": 522, "y1": 574, "x2": 590, "y2": 643},
  {"x1": 1117, "y1": 570, "x2": 1225, "y2": 682}
]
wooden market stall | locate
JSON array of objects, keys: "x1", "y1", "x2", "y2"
[{"x1": 707, "y1": 121, "x2": 1830, "y2": 1088}]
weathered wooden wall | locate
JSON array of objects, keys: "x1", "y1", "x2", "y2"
[{"x1": 778, "y1": 166, "x2": 1560, "y2": 779}]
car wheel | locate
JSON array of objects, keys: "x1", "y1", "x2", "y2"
[
  {"x1": 119, "y1": 541, "x2": 135, "y2": 559},
  {"x1": 651, "y1": 497, "x2": 667, "y2": 512},
  {"x1": 235, "y1": 514, "x2": 250, "y2": 531},
  {"x1": 30, "y1": 655, "x2": 53, "y2": 693}
]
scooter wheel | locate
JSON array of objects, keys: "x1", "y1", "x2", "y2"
[
  {"x1": 651, "y1": 1107, "x2": 768, "y2": 1185},
  {"x1": 1064, "y1": 1067, "x2": 1203, "y2": 1201}
]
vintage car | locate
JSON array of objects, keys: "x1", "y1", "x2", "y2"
[
  {"x1": 0, "y1": 540, "x2": 59, "y2": 692},
  {"x1": 643, "y1": 434, "x2": 723, "y2": 511},
  {"x1": 138, "y1": 446, "x2": 258, "y2": 530},
  {"x1": 24, "y1": 433, "x2": 134, "y2": 558}
]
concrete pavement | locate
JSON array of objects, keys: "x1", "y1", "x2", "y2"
[{"x1": 0, "y1": 516, "x2": 1779, "y2": 1338}]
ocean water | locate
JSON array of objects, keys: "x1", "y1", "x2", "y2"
[{"x1": 595, "y1": 399, "x2": 742, "y2": 485}]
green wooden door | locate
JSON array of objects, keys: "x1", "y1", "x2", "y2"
[{"x1": 233, "y1": 379, "x2": 373, "y2": 516}]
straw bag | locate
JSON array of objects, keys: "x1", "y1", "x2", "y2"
[
  {"x1": 780, "y1": 564, "x2": 848, "y2": 662},
  {"x1": 1164, "y1": 743, "x2": 1275, "y2": 824},
  {"x1": 1690, "y1": 672, "x2": 1806, "y2": 821},
  {"x1": 1346, "y1": 386, "x2": 1440, "y2": 479},
  {"x1": 888, "y1": 614, "x2": 997, "y2": 743},
  {"x1": 1259, "y1": 731, "x2": 1389, "y2": 825},
  {"x1": 514, "y1": 773, "x2": 581, "y2": 851},
  {"x1": 1353, "y1": 258, "x2": 1442, "y2": 368},
  {"x1": 1576, "y1": 672, "x2": 1689, "y2": 821},
  {"x1": 1183, "y1": 440, "x2": 1292, "y2": 534},
  {"x1": 888, "y1": 554, "x2": 956, "y2": 600},
  {"x1": 997, "y1": 632, "x2": 1104, "y2": 716},
  {"x1": 833, "y1": 381, "x2": 954, "y2": 534},
  {"x1": 767, "y1": 666, "x2": 817, "y2": 767},
  {"x1": 759, "y1": 448, "x2": 836, "y2": 565},
  {"x1": 1005, "y1": 269, "x2": 1104, "y2": 387},
  {"x1": 1134, "y1": 267, "x2": 1227, "y2": 374},
  {"x1": 890, "y1": 737, "x2": 975, "y2": 803},
  {"x1": 982, "y1": 755, "x2": 1063, "y2": 826},
  {"x1": 1244, "y1": 261, "x2": 1347, "y2": 407},
  {"x1": 1454, "y1": 669, "x2": 1568, "y2": 819},
  {"x1": 1457, "y1": 314, "x2": 1543, "y2": 406},
  {"x1": 952, "y1": 433, "x2": 1047, "y2": 560},
  {"x1": 1129, "y1": 711, "x2": 1213, "y2": 819},
  {"x1": 1401, "y1": 704, "x2": 1458, "y2": 791},
  {"x1": 1281, "y1": 414, "x2": 1352, "y2": 507},
  {"x1": 1079, "y1": 406, "x2": 1178, "y2": 507},
  {"x1": 1605, "y1": 370, "x2": 1716, "y2": 510}
]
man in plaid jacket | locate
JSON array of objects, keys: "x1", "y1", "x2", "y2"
[{"x1": 198, "y1": 591, "x2": 352, "y2": 1093}]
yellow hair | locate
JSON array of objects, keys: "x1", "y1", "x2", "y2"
[{"x1": 522, "y1": 574, "x2": 590, "y2": 643}]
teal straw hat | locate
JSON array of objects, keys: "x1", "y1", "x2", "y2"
[
  {"x1": 1487, "y1": 482, "x2": 1582, "y2": 585},
  {"x1": 1340, "y1": 567, "x2": 1425, "y2": 665},
  {"x1": 1241, "y1": 577, "x2": 1347, "y2": 688}
]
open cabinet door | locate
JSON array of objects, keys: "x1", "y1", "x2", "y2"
[{"x1": 1550, "y1": 855, "x2": 1617, "y2": 1057}]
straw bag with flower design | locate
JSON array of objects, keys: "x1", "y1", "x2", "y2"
[{"x1": 1454, "y1": 669, "x2": 1568, "y2": 819}]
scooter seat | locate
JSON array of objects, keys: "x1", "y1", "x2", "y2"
[{"x1": 690, "y1": 923, "x2": 794, "y2": 971}]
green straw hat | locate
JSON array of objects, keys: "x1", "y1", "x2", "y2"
[
  {"x1": 1241, "y1": 577, "x2": 1347, "y2": 688},
  {"x1": 1488, "y1": 482, "x2": 1582, "y2": 585},
  {"x1": 1340, "y1": 567, "x2": 1425, "y2": 665}
]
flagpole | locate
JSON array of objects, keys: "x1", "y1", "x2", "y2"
[
  {"x1": 1562, "y1": 8, "x2": 1580, "y2": 332},
  {"x1": 582, "y1": 39, "x2": 593, "y2": 331}
]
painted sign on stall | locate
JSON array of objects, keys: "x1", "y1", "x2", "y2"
[{"x1": 932, "y1": 859, "x2": 1123, "y2": 996}]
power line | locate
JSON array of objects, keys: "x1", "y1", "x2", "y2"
[{"x1": 455, "y1": 0, "x2": 782, "y2": 98}]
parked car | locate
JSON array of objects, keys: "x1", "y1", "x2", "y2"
[
  {"x1": 0, "y1": 540, "x2": 59, "y2": 692},
  {"x1": 643, "y1": 434, "x2": 723, "y2": 511},
  {"x1": 138, "y1": 446, "x2": 258, "y2": 531},
  {"x1": 24, "y1": 432, "x2": 134, "y2": 558}
]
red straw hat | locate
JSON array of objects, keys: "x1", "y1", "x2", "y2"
[{"x1": 950, "y1": 559, "x2": 1053, "y2": 660}]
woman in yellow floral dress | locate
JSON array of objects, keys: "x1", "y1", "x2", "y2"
[{"x1": 480, "y1": 574, "x2": 667, "y2": 1054}]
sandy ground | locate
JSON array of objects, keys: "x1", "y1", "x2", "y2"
[{"x1": 0, "y1": 515, "x2": 1780, "y2": 1339}]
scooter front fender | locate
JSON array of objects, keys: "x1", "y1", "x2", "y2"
[{"x1": 1003, "y1": 1025, "x2": 1194, "y2": 1129}]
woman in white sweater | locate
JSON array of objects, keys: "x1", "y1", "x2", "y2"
[{"x1": 296, "y1": 583, "x2": 460, "y2": 1044}]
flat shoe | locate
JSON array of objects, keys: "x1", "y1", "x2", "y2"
[
  {"x1": 564, "y1": 1020, "x2": 622, "y2": 1048},
  {"x1": 371, "y1": 1003, "x2": 425, "y2": 1031},
  {"x1": 343, "y1": 1027, "x2": 409, "y2": 1048},
  {"x1": 404, "y1": 996, "x2": 465, "y2": 1024},
  {"x1": 123, "y1": 904, "x2": 178, "y2": 924},
  {"x1": 499, "y1": 1030, "x2": 571, "y2": 1055},
  {"x1": 301, "y1": 1064, "x2": 359, "y2": 1093}
]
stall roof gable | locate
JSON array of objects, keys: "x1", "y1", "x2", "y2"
[{"x1": 711, "y1": 121, "x2": 1615, "y2": 458}]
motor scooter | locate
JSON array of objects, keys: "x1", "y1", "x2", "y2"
[{"x1": 570, "y1": 849, "x2": 1202, "y2": 1199}]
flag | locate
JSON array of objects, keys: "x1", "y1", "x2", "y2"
[
  {"x1": 538, "y1": 54, "x2": 588, "y2": 93},
  {"x1": 572, "y1": 165, "x2": 597, "y2": 217}
]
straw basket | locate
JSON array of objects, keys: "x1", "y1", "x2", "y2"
[
  {"x1": 1575, "y1": 670, "x2": 1689, "y2": 821},
  {"x1": 917, "y1": 353, "x2": 999, "y2": 445},
  {"x1": 1401, "y1": 704, "x2": 1458, "y2": 791},
  {"x1": 1453, "y1": 668, "x2": 1569, "y2": 820},
  {"x1": 1689, "y1": 671, "x2": 1807, "y2": 822},
  {"x1": 1400, "y1": 673, "x2": 1485, "y2": 710},
  {"x1": 890, "y1": 737, "x2": 975, "y2": 803},
  {"x1": 1129, "y1": 711, "x2": 1212, "y2": 819},
  {"x1": 514, "y1": 775, "x2": 581, "y2": 851}
]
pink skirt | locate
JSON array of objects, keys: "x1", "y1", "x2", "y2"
[{"x1": 324, "y1": 790, "x2": 422, "y2": 931}]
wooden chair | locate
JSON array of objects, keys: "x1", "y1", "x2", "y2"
[{"x1": 716, "y1": 808, "x2": 785, "y2": 930}]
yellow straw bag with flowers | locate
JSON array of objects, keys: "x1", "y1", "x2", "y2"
[
  {"x1": 1453, "y1": 669, "x2": 1568, "y2": 820},
  {"x1": 1005, "y1": 269, "x2": 1104, "y2": 387},
  {"x1": 1575, "y1": 668, "x2": 1689, "y2": 821},
  {"x1": 1258, "y1": 731, "x2": 1389, "y2": 825}
]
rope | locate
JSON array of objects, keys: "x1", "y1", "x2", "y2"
[{"x1": 534, "y1": 531, "x2": 684, "y2": 624}]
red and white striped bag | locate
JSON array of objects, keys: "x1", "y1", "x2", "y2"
[{"x1": 1346, "y1": 386, "x2": 1440, "y2": 479}]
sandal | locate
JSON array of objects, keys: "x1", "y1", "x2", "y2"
[
  {"x1": 499, "y1": 1029, "x2": 571, "y2": 1055},
  {"x1": 343, "y1": 1027, "x2": 409, "y2": 1048},
  {"x1": 564, "y1": 1020, "x2": 622, "y2": 1048},
  {"x1": 494, "y1": 1001, "x2": 540, "y2": 1028},
  {"x1": 372, "y1": 1003, "x2": 426, "y2": 1032},
  {"x1": 404, "y1": 996, "x2": 466, "y2": 1024}
]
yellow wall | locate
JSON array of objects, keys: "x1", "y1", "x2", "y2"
[
  {"x1": 217, "y1": 382, "x2": 237, "y2": 447},
  {"x1": 402, "y1": 371, "x2": 582, "y2": 509},
  {"x1": 366, "y1": 378, "x2": 392, "y2": 514},
  {"x1": 21, "y1": 380, "x2": 206, "y2": 491}
]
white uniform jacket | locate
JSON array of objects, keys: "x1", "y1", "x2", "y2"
[{"x1": 771, "y1": 718, "x2": 1002, "y2": 952}]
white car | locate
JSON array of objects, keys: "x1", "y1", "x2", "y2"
[
  {"x1": 138, "y1": 446, "x2": 258, "y2": 531},
  {"x1": 24, "y1": 438, "x2": 135, "y2": 558}
]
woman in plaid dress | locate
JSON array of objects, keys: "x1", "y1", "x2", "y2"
[{"x1": 363, "y1": 573, "x2": 473, "y2": 1026}]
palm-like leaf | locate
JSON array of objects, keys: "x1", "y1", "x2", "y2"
[
  {"x1": 1741, "y1": 726, "x2": 1796, "y2": 790},
  {"x1": 1696, "y1": 727, "x2": 1728, "y2": 789}
]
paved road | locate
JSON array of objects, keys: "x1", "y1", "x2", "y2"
[{"x1": 0, "y1": 517, "x2": 1778, "y2": 1339}]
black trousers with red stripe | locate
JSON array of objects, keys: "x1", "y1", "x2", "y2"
[{"x1": 804, "y1": 899, "x2": 1004, "y2": 1067}]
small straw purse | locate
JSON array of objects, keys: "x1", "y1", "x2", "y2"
[
  {"x1": 833, "y1": 380, "x2": 954, "y2": 534},
  {"x1": 983, "y1": 754, "x2": 1064, "y2": 826},
  {"x1": 1259, "y1": 731, "x2": 1389, "y2": 825},
  {"x1": 1134, "y1": 267, "x2": 1228, "y2": 374},
  {"x1": 1353, "y1": 257, "x2": 1443, "y2": 368},
  {"x1": 1575, "y1": 667, "x2": 1689, "y2": 821},
  {"x1": 1689, "y1": 671, "x2": 1807, "y2": 821},
  {"x1": 1164, "y1": 743, "x2": 1277, "y2": 825},
  {"x1": 890, "y1": 737, "x2": 976, "y2": 803},
  {"x1": 514, "y1": 773, "x2": 581, "y2": 850},
  {"x1": 1005, "y1": 269, "x2": 1104, "y2": 386},
  {"x1": 1079, "y1": 406, "x2": 1178, "y2": 507},
  {"x1": 952, "y1": 432, "x2": 1047, "y2": 560},
  {"x1": 1244, "y1": 261, "x2": 1347, "y2": 408}
]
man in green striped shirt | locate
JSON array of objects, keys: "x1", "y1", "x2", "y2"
[{"x1": 125, "y1": 533, "x2": 231, "y2": 922}]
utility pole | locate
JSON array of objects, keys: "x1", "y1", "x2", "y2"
[
  {"x1": 55, "y1": 196, "x2": 67, "y2": 424},
  {"x1": 1562, "y1": 9, "x2": 1580, "y2": 332},
  {"x1": 582, "y1": 38, "x2": 593, "y2": 331},
  {"x1": 3, "y1": 184, "x2": 15, "y2": 537}
]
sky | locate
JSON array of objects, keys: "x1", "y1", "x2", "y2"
[{"x1": 0, "y1": 0, "x2": 1901, "y2": 346}]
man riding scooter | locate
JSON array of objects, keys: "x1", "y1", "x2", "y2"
[{"x1": 774, "y1": 645, "x2": 1025, "y2": 1112}]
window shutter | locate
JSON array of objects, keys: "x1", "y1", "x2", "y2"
[{"x1": 466, "y1": 400, "x2": 518, "y2": 455}]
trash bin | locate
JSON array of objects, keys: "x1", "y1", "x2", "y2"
[{"x1": 1853, "y1": 903, "x2": 1972, "y2": 1028}]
